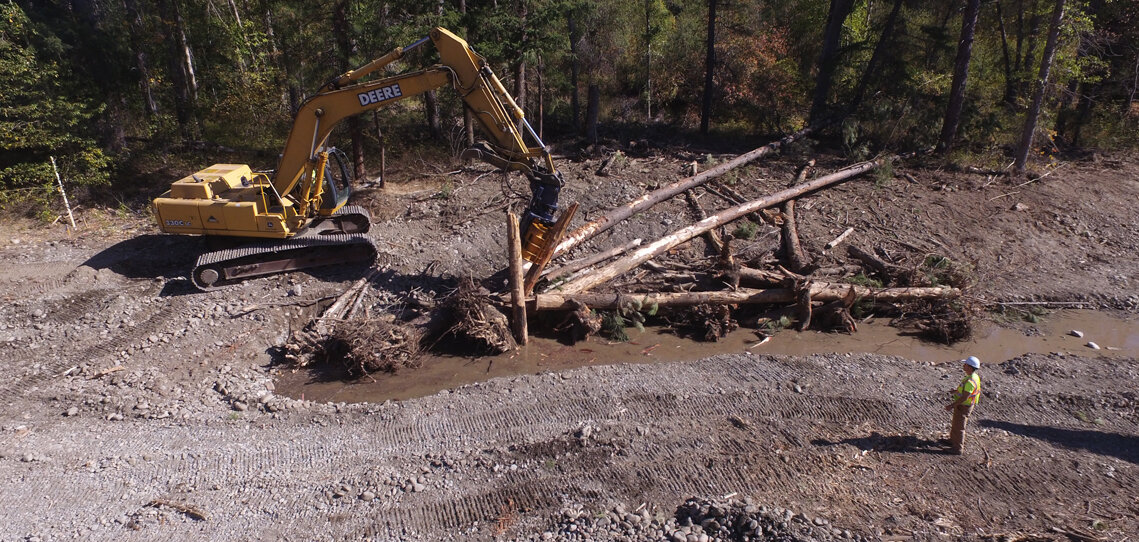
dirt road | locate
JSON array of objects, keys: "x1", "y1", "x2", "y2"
[{"x1": 0, "y1": 150, "x2": 1136, "y2": 541}]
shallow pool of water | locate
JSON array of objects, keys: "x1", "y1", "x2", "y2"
[{"x1": 276, "y1": 310, "x2": 1138, "y2": 403}]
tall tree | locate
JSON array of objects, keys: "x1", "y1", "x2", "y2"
[
  {"x1": 333, "y1": 0, "x2": 367, "y2": 179},
  {"x1": 850, "y1": 0, "x2": 905, "y2": 113},
  {"x1": 938, "y1": 0, "x2": 983, "y2": 152},
  {"x1": 700, "y1": 0, "x2": 717, "y2": 135},
  {"x1": 810, "y1": 0, "x2": 854, "y2": 124},
  {"x1": 1013, "y1": 0, "x2": 1066, "y2": 171}
]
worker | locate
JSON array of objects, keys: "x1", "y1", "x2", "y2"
[{"x1": 944, "y1": 356, "x2": 981, "y2": 454}]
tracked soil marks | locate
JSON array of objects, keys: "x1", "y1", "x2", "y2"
[{"x1": 0, "y1": 352, "x2": 1135, "y2": 540}]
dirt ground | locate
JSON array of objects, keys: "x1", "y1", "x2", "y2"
[{"x1": 0, "y1": 144, "x2": 1136, "y2": 541}]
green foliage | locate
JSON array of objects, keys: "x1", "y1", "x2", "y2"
[
  {"x1": 0, "y1": 2, "x2": 110, "y2": 209},
  {"x1": 763, "y1": 315, "x2": 792, "y2": 332},
  {"x1": 2, "y1": 0, "x2": 1137, "y2": 212},
  {"x1": 845, "y1": 273, "x2": 883, "y2": 288},
  {"x1": 600, "y1": 310, "x2": 629, "y2": 342},
  {"x1": 731, "y1": 220, "x2": 759, "y2": 240},
  {"x1": 873, "y1": 160, "x2": 893, "y2": 188},
  {"x1": 918, "y1": 254, "x2": 972, "y2": 289}
]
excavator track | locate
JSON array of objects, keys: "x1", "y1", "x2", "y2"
[{"x1": 190, "y1": 206, "x2": 376, "y2": 291}]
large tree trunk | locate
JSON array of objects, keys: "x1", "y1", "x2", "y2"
[
  {"x1": 996, "y1": 0, "x2": 1016, "y2": 105},
  {"x1": 568, "y1": 13, "x2": 581, "y2": 132},
  {"x1": 534, "y1": 284, "x2": 959, "y2": 311},
  {"x1": 122, "y1": 0, "x2": 158, "y2": 117},
  {"x1": 333, "y1": 1, "x2": 365, "y2": 178},
  {"x1": 938, "y1": 0, "x2": 983, "y2": 152},
  {"x1": 424, "y1": 90, "x2": 442, "y2": 140},
  {"x1": 554, "y1": 126, "x2": 816, "y2": 258},
  {"x1": 557, "y1": 158, "x2": 891, "y2": 294},
  {"x1": 850, "y1": 0, "x2": 904, "y2": 113},
  {"x1": 158, "y1": 0, "x2": 197, "y2": 139},
  {"x1": 1014, "y1": 0, "x2": 1066, "y2": 172},
  {"x1": 700, "y1": 0, "x2": 717, "y2": 135},
  {"x1": 810, "y1": 0, "x2": 855, "y2": 124},
  {"x1": 585, "y1": 83, "x2": 600, "y2": 143},
  {"x1": 514, "y1": 0, "x2": 528, "y2": 111}
]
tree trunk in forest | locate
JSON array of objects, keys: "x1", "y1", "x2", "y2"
[
  {"x1": 515, "y1": 1, "x2": 528, "y2": 111},
  {"x1": 424, "y1": 90, "x2": 442, "y2": 140},
  {"x1": 459, "y1": 0, "x2": 475, "y2": 147},
  {"x1": 1018, "y1": 0, "x2": 1044, "y2": 100},
  {"x1": 333, "y1": 1, "x2": 365, "y2": 179},
  {"x1": 850, "y1": 0, "x2": 904, "y2": 113},
  {"x1": 700, "y1": 0, "x2": 717, "y2": 135},
  {"x1": 644, "y1": 0, "x2": 653, "y2": 120},
  {"x1": 568, "y1": 13, "x2": 582, "y2": 133},
  {"x1": 586, "y1": 83, "x2": 600, "y2": 143},
  {"x1": 537, "y1": 55, "x2": 545, "y2": 137},
  {"x1": 938, "y1": 0, "x2": 983, "y2": 152},
  {"x1": 122, "y1": 0, "x2": 158, "y2": 116},
  {"x1": 996, "y1": 0, "x2": 1016, "y2": 105},
  {"x1": 373, "y1": 112, "x2": 386, "y2": 188},
  {"x1": 557, "y1": 158, "x2": 889, "y2": 294},
  {"x1": 1014, "y1": 0, "x2": 1066, "y2": 172},
  {"x1": 158, "y1": 0, "x2": 197, "y2": 139},
  {"x1": 810, "y1": 0, "x2": 854, "y2": 125}
]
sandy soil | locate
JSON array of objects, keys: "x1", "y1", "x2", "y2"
[{"x1": 0, "y1": 146, "x2": 1136, "y2": 541}]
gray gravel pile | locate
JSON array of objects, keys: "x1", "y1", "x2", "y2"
[{"x1": 536, "y1": 498, "x2": 864, "y2": 542}]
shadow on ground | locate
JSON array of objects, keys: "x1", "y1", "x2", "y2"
[
  {"x1": 812, "y1": 431, "x2": 953, "y2": 455},
  {"x1": 979, "y1": 420, "x2": 1139, "y2": 465},
  {"x1": 82, "y1": 234, "x2": 200, "y2": 280}
]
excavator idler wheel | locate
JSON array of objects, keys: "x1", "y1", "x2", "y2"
[{"x1": 196, "y1": 268, "x2": 220, "y2": 288}]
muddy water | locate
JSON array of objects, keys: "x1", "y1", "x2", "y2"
[{"x1": 276, "y1": 310, "x2": 1139, "y2": 403}]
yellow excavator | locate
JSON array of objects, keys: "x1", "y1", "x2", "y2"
[{"x1": 153, "y1": 28, "x2": 564, "y2": 290}]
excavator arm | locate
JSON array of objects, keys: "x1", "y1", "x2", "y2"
[{"x1": 274, "y1": 27, "x2": 563, "y2": 257}]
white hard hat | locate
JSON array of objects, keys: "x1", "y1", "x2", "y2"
[{"x1": 963, "y1": 356, "x2": 981, "y2": 369}]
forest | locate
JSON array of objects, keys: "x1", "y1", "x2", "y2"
[{"x1": 1, "y1": 0, "x2": 1137, "y2": 214}]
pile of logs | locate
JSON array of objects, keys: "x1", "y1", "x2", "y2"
[
  {"x1": 503, "y1": 133, "x2": 965, "y2": 346},
  {"x1": 287, "y1": 130, "x2": 968, "y2": 377}
]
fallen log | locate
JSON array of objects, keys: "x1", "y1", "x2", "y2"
[
  {"x1": 847, "y1": 245, "x2": 905, "y2": 284},
  {"x1": 685, "y1": 190, "x2": 724, "y2": 253},
  {"x1": 553, "y1": 126, "x2": 815, "y2": 257},
  {"x1": 534, "y1": 283, "x2": 959, "y2": 311},
  {"x1": 542, "y1": 238, "x2": 642, "y2": 281},
  {"x1": 781, "y1": 161, "x2": 814, "y2": 272},
  {"x1": 708, "y1": 182, "x2": 778, "y2": 226},
  {"x1": 737, "y1": 266, "x2": 797, "y2": 286},
  {"x1": 557, "y1": 158, "x2": 892, "y2": 294}
]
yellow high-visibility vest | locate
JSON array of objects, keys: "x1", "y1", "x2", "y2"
[{"x1": 956, "y1": 372, "x2": 981, "y2": 406}]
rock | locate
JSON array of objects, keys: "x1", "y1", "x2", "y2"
[
  {"x1": 412, "y1": 483, "x2": 425, "y2": 492},
  {"x1": 1086, "y1": 342, "x2": 1101, "y2": 350},
  {"x1": 360, "y1": 491, "x2": 375, "y2": 502},
  {"x1": 65, "y1": 407, "x2": 79, "y2": 417},
  {"x1": 1012, "y1": 202, "x2": 1029, "y2": 211},
  {"x1": 232, "y1": 401, "x2": 248, "y2": 411},
  {"x1": 1069, "y1": 330, "x2": 1084, "y2": 338}
]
